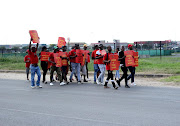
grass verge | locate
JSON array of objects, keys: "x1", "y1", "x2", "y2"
[{"x1": 161, "y1": 75, "x2": 180, "y2": 83}]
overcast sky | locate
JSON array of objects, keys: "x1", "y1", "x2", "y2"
[{"x1": 0, "y1": 0, "x2": 179, "y2": 45}]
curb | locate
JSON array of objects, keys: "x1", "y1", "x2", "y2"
[{"x1": 0, "y1": 70, "x2": 173, "y2": 78}]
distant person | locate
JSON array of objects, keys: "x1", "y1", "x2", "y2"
[
  {"x1": 81, "y1": 44, "x2": 89, "y2": 82},
  {"x1": 48, "y1": 46, "x2": 64, "y2": 86},
  {"x1": 28, "y1": 38, "x2": 42, "y2": 88},
  {"x1": 91, "y1": 45, "x2": 100, "y2": 84},
  {"x1": 103, "y1": 46, "x2": 118, "y2": 89},
  {"x1": 24, "y1": 49, "x2": 31, "y2": 81},
  {"x1": 96, "y1": 44, "x2": 106, "y2": 85},
  {"x1": 83, "y1": 44, "x2": 91, "y2": 81},
  {"x1": 39, "y1": 46, "x2": 48, "y2": 84},
  {"x1": 60, "y1": 46, "x2": 69, "y2": 84},
  {"x1": 118, "y1": 46, "x2": 130, "y2": 88},
  {"x1": 115, "y1": 48, "x2": 120, "y2": 81},
  {"x1": 69, "y1": 44, "x2": 82, "y2": 84},
  {"x1": 127, "y1": 44, "x2": 136, "y2": 86},
  {"x1": 69, "y1": 46, "x2": 78, "y2": 82}
]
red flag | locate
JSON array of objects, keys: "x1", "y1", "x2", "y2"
[
  {"x1": 124, "y1": 51, "x2": 135, "y2": 67},
  {"x1": 59, "y1": 52, "x2": 68, "y2": 66},
  {"x1": 58, "y1": 37, "x2": 66, "y2": 48},
  {"x1": 40, "y1": 52, "x2": 50, "y2": 61},
  {"x1": 29, "y1": 30, "x2": 39, "y2": 43},
  {"x1": 54, "y1": 53, "x2": 62, "y2": 67},
  {"x1": 109, "y1": 53, "x2": 120, "y2": 71},
  {"x1": 133, "y1": 52, "x2": 139, "y2": 67}
]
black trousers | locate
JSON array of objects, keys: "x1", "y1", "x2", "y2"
[
  {"x1": 119, "y1": 65, "x2": 128, "y2": 85},
  {"x1": 86, "y1": 62, "x2": 89, "y2": 78},
  {"x1": 41, "y1": 61, "x2": 48, "y2": 82},
  {"x1": 104, "y1": 70, "x2": 116, "y2": 88}
]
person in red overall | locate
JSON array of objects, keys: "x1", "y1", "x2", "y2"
[{"x1": 24, "y1": 49, "x2": 31, "y2": 81}]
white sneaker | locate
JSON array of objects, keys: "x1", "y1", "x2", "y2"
[
  {"x1": 133, "y1": 82, "x2": 137, "y2": 86},
  {"x1": 77, "y1": 81, "x2": 82, "y2": 84},
  {"x1": 31, "y1": 86, "x2": 35, "y2": 89},
  {"x1": 60, "y1": 82, "x2": 66, "y2": 86},
  {"x1": 87, "y1": 78, "x2": 91, "y2": 81},
  {"x1": 96, "y1": 80, "x2": 101, "y2": 85},
  {"x1": 100, "y1": 82, "x2": 104, "y2": 85},
  {"x1": 50, "y1": 82, "x2": 54, "y2": 86},
  {"x1": 37, "y1": 85, "x2": 42, "y2": 88}
]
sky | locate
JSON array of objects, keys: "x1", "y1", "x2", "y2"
[{"x1": 0, "y1": 0, "x2": 179, "y2": 45}]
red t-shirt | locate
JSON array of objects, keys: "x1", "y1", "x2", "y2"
[
  {"x1": 69, "y1": 49, "x2": 76, "y2": 63},
  {"x1": 24, "y1": 55, "x2": 31, "y2": 68},
  {"x1": 49, "y1": 52, "x2": 57, "y2": 66},
  {"x1": 28, "y1": 50, "x2": 38, "y2": 64},
  {"x1": 91, "y1": 49, "x2": 98, "y2": 64},
  {"x1": 96, "y1": 50, "x2": 104, "y2": 64},
  {"x1": 103, "y1": 52, "x2": 112, "y2": 70}
]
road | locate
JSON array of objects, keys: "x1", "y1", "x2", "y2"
[{"x1": 0, "y1": 79, "x2": 180, "y2": 126}]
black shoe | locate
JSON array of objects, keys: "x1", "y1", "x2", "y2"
[
  {"x1": 69, "y1": 79, "x2": 72, "y2": 82},
  {"x1": 114, "y1": 86, "x2": 118, "y2": 90},
  {"x1": 83, "y1": 80, "x2": 88, "y2": 82},
  {"x1": 125, "y1": 85, "x2": 130, "y2": 88},
  {"x1": 116, "y1": 80, "x2": 121, "y2": 87}
]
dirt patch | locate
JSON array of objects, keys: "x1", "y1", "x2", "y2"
[{"x1": 0, "y1": 73, "x2": 179, "y2": 87}]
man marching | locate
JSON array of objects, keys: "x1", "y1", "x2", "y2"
[
  {"x1": 91, "y1": 45, "x2": 100, "y2": 84},
  {"x1": 127, "y1": 44, "x2": 136, "y2": 86},
  {"x1": 69, "y1": 44, "x2": 82, "y2": 84},
  {"x1": 28, "y1": 39, "x2": 42, "y2": 88},
  {"x1": 96, "y1": 44, "x2": 106, "y2": 85},
  {"x1": 48, "y1": 46, "x2": 64, "y2": 86},
  {"x1": 60, "y1": 46, "x2": 69, "y2": 84},
  {"x1": 103, "y1": 46, "x2": 118, "y2": 89}
]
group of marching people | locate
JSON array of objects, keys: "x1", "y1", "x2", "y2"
[{"x1": 24, "y1": 38, "x2": 136, "y2": 89}]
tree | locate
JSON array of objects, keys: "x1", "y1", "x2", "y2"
[{"x1": 49, "y1": 44, "x2": 57, "y2": 51}]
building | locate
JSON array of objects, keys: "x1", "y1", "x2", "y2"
[
  {"x1": 90, "y1": 40, "x2": 129, "y2": 50},
  {"x1": 67, "y1": 42, "x2": 86, "y2": 50}
]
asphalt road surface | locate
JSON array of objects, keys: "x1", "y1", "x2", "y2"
[{"x1": 0, "y1": 79, "x2": 180, "y2": 126}]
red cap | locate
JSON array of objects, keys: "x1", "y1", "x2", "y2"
[{"x1": 128, "y1": 44, "x2": 133, "y2": 48}]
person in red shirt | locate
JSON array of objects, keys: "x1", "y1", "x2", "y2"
[
  {"x1": 48, "y1": 46, "x2": 63, "y2": 86},
  {"x1": 28, "y1": 38, "x2": 42, "y2": 88},
  {"x1": 103, "y1": 46, "x2": 118, "y2": 89},
  {"x1": 24, "y1": 49, "x2": 31, "y2": 81},
  {"x1": 127, "y1": 44, "x2": 136, "y2": 86},
  {"x1": 91, "y1": 45, "x2": 100, "y2": 84},
  {"x1": 60, "y1": 46, "x2": 69, "y2": 84},
  {"x1": 68, "y1": 46, "x2": 78, "y2": 82},
  {"x1": 96, "y1": 44, "x2": 106, "y2": 85},
  {"x1": 69, "y1": 44, "x2": 82, "y2": 84},
  {"x1": 83, "y1": 44, "x2": 90, "y2": 81}
]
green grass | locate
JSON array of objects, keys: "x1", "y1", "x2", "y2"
[
  {"x1": 161, "y1": 75, "x2": 180, "y2": 83},
  {"x1": 1, "y1": 56, "x2": 180, "y2": 75},
  {"x1": 0, "y1": 56, "x2": 29, "y2": 70},
  {"x1": 136, "y1": 57, "x2": 180, "y2": 74}
]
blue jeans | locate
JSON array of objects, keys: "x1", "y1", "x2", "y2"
[
  {"x1": 30, "y1": 65, "x2": 41, "y2": 86},
  {"x1": 70, "y1": 63, "x2": 81, "y2": 82},
  {"x1": 98, "y1": 64, "x2": 106, "y2": 83},
  {"x1": 93, "y1": 64, "x2": 100, "y2": 82},
  {"x1": 127, "y1": 66, "x2": 135, "y2": 83},
  {"x1": 115, "y1": 66, "x2": 120, "y2": 79}
]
